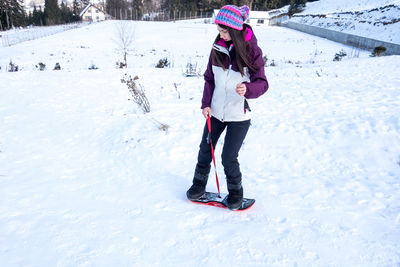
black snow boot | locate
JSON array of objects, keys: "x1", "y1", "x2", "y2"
[
  {"x1": 226, "y1": 177, "x2": 243, "y2": 210},
  {"x1": 186, "y1": 171, "x2": 208, "y2": 201}
]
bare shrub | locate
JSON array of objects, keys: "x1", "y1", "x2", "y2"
[
  {"x1": 115, "y1": 22, "x2": 135, "y2": 68},
  {"x1": 333, "y1": 50, "x2": 347, "y2": 61},
  {"x1": 36, "y1": 62, "x2": 46, "y2": 71},
  {"x1": 371, "y1": 46, "x2": 387, "y2": 57},
  {"x1": 88, "y1": 64, "x2": 98, "y2": 70},
  {"x1": 8, "y1": 60, "x2": 19, "y2": 72},
  {"x1": 263, "y1": 55, "x2": 268, "y2": 66},
  {"x1": 116, "y1": 61, "x2": 126, "y2": 69},
  {"x1": 121, "y1": 74, "x2": 150, "y2": 113},
  {"x1": 173, "y1": 82, "x2": 181, "y2": 99},
  {"x1": 156, "y1": 57, "x2": 170, "y2": 68},
  {"x1": 149, "y1": 117, "x2": 170, "y2": 132},
  {"x1": 183, "y1": 60, "x2": 201, "y2": 77}
]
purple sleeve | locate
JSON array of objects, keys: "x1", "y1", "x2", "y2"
[
  {"x1": 201, "y1": 51, "x2": 215, "y2": 109},
  {"x1": 244, "y1": 45, "x2": 269, "y2": 99}
]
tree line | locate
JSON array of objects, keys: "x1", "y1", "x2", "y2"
[
  {"x1": 0, "y1": 0, "x2": 85, "y2": 31},
  {"x1": 1, "y1": 0, "x2": 318, "y2": 31},
  {"x1": 107, "y1": 0, "x2": 318, "y2": 21}
]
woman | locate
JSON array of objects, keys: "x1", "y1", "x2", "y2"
[{"x1": 187, "y1": 5, "x2": 269, "y2": 210}]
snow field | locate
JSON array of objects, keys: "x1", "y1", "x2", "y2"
[{"x1": 0, "y1": 20, "x2": 399, "y2": 266}]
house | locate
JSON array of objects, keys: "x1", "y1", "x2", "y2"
[
  {"x1": 248, "y1": 11, "x2": 271, "y2": 26},
  {"x1": 80, "y1": 4, "x2": 111, "y2": 22}
]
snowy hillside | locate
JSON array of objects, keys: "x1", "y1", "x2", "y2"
[
  {"x1": 1, "y1": 20, "x2": 400, "y2": 266},
  {"x1": 301, "y1": 0, "x2": 400, "y2": 14},
  {"x1": 291, "y1": 0, "x2": 400, "y2": 44}
]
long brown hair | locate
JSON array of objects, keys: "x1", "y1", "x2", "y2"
[{"x1": 212, "y1": 24, "x2": 257, "y2": 76}]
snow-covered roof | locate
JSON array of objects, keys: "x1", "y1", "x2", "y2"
[{"x1": 249, "y1": 11, "x2": 271, "y2": 19}]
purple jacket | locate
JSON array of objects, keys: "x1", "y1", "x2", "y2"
[{"x1": 201, "y1": 25, "x2": 269, "y2": 120}]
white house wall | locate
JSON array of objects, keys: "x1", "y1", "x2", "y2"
[{"x1": 82, "y1": 6, "x2": 106, "y2": 22}]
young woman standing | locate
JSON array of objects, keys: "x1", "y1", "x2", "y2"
[{"x1": 187, "y1": 5, "x2": 269, "y2": 210}]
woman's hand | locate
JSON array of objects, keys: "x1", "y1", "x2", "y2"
[
  {"x1": 236, "y1": 83, "x2": 247, "y2": 96},
  {"x1": 202, "y1": 107, "x2": 211, "y2": 118}
]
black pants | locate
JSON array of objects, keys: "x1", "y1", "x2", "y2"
[{"x1": 195, "y1": 116, "x2": 251, "y2": 185}]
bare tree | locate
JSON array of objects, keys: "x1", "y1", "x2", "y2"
[{"x1": 114, "y1": 21, "x2": 135, "y2": 68}]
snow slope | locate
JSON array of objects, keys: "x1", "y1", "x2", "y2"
[
  {"x1": 1, "y1": 21, "x2": 400, "y2": 266},
  {"x1": 301, "y1": 0, "x2": 400, "y2": 14},
  {"x1": 291, "y1": 0, "x2": 400, "y2": 44}
]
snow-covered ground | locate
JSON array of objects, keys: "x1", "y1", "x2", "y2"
[
  {"x1": 291, "y1": 0, "x2": 400, "y2": 44},
  {"x1": 301, "y1": 0, "x2": 400, "y2": 14},
  {"x1": 1, "y1": 20, "x2": 400, "y2": 266}
]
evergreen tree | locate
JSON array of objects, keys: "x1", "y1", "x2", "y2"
[
  {"x1": 39, "y1": 6, "x2": 45, "y2": 25},
  {"x1": 131, "y1": 0, "x2": 144, "y2": 20},
  {"x1": 288, "y1": 0, "x2": 306, "y2": 16},
  {"x1": 0, "y1": 0, "x2": 26, "y2": 30},
  {"x1": 106, "y1": 0, "x2": 127, "y2": 20},
  {"x1": 31, "y1": 6, "x2": 43, "y2": 25},
  {"x1": 60, "y1": 2, "x2": 71, "y2": 23},
  {"x1": 72, "y1": 0, "x2": 80, "y2": 16},
  {"x1": 44, "y1": 0, "x2": 61, "y2": 25}
]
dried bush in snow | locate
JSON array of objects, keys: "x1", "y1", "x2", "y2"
[
  {"x1": 183, "y1": 61, "x2": 201, "y2": 77},
  {"x1": 372, "y1": 46, "x2": 387, "y2": 57},
  {"x1": 88, "y1": 64, "x2": 99, "y2": 70},
  {"x1": 173, "y1": 82, "x2": 181, "y2": 99},
  {"x1": 333, "y1": 50, "x2": 347, "y2": 61},
  {"x1": 156, "y1": 57, "x2": 170, "y2": 68},
  {"x1": 263, "y1": 55, "x2": 268, "y2": 66},
  {"x1": 8, "y1": 60, "x2": 19, "y2": 72},
  {"x1": 36, "y1": 62, "x2": 46, "y2": 71},
  {"x1": 121, "y1": 74, "x2": 150, "y2": 113},
  {"x1": 116, "y1": 61, "x2": 126, "y2": 69},
  {"x1": 149, "y1": 117, "x2": 170, "y2": 132}
]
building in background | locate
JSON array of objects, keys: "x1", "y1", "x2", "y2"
[
  {"x1": 248, "y1": 11, "x2": 271, "y2": 26},
  {"x1": 79, "y1": 3, "x2": 111, "y2": 22}
]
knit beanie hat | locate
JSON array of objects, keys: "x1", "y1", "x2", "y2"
[{"x1": 214, "y1": 5, "x2": 250, "y2": 31}]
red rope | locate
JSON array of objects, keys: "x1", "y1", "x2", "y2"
[{"x1": 206, "y1": 116, "x2": 221, "y2": 197}]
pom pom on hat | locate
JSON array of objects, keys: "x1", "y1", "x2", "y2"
[
  {"x1": 240, "y1": 6, "x2": 250, "y2": 21},
  {"x1": 215, "y1": 5, "x2": 250, "y2": 31}
]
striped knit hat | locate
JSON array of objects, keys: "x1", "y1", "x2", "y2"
[{"x1": 214, "y1": 5, "x2": 250, "y2": 31}]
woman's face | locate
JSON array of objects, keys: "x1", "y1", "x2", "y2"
[{"x1": 217, "y1": 25, "x2": 232, "y2": 42}]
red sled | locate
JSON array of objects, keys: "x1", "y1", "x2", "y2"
[{"x1": 189, "y1": 192, "x2": 255, "y2": 211}]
